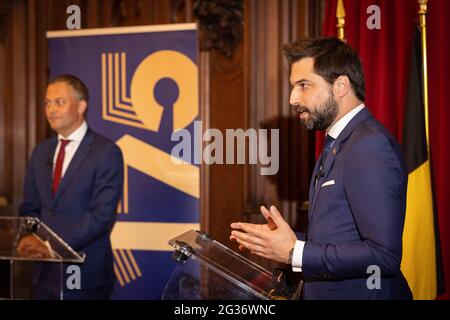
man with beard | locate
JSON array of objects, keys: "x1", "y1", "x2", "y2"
[{"x1": 230, "y1": 38, "x2": 412, "y2": 300}]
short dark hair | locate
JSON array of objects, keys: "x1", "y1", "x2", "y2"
[
  {"x1": 47, "y1": 74, "x2": 89, "y2": 102},
  {"x1": 283, "y1": 37, "x2": 365, "y2": 101}
]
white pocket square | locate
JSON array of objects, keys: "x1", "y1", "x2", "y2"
[{"x1": 321, "y1": 180, "x2": 335, "y2": 187}]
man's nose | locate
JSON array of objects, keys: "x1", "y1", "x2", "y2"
[
  {"x1": 289, "y1": 89, "x2": 301, "y2": 107},
  {"x1": 46, "y1": 103, "x2": 58, "y2": 114}
]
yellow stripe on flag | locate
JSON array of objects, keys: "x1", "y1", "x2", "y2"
[{"x1": 401, "y1": 160, "x2": 437, "y2": 300}]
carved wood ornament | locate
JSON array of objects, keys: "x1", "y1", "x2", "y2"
[{"x1": 193, "y1": 0, "x2": 243, "y2": 57}]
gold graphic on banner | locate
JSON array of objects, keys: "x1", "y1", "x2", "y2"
[
  {"x1": 102, "y1": 49, "x2": 199, "y2": 287},
  {"x1": 101, "y1": 50, "x2": 198, "y2": 132},
  {"x1": 113, "y1": 249, "x2": 143, "y2": 287}
]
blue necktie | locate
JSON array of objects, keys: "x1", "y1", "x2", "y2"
[
  {"x1": 315, "y1": 135, "x2": 335, "y2": 189},
  {"x1": 321, "y1": 134, "x2": 335, "y2": 166}
]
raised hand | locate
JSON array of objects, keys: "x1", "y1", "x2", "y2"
[{"x1": 230, "y1": 205, "x2": 297, "y2": 263}]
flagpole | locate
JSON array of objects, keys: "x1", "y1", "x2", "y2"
[
  {"x1": 418, "y1": 0, "x2": 430, "y2": 154},
  {"x1": 336, "y1": 0, "x2": 346, "y2": 42}
]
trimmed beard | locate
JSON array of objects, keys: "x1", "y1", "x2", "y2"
[{"x1": 298, "y1": 92, "x2": 339, "y2": 131}]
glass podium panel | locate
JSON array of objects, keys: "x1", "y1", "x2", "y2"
[
  {"x1": 163, "y1": 230, "x2": 299, "y2": 300},
  {"x1": 0, "y1": 217, "x2": 85, "y2": 299}
]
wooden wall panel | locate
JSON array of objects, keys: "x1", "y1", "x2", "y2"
[
  {"x1": 207, "y1": 41, "x2": 248, "y2": 244},
  {"x1": 11, "y1": 0, "x2": 27, "y2": 205},
  {"x1": 0, "y1": 4, "x2": 11, "y2": 212},
  {"x1": 0, "y1": 0, "x2": 47, "y2": 215},
  {"x1": 243, "y1": 0, "x2": 322, "y2": 242}
]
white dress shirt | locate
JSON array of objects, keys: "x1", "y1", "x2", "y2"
[
  {"x1": 292, "y1": 103, "x2": 365, "y2": 272},
  {"x1": 53, "y1": 121, "x2": 88, "y2": 178}
]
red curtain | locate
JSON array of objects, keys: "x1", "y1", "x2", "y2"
[
  {"x1": 428, "y1": 0, "x2": 450, "y2": 301},
  {"x1": 321, "y1": 0, "x2": 450, "y2": 299}
]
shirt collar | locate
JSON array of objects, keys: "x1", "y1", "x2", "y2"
[
  {"x1": 327, "y1": 103, "x2": 365, "y2": 139},
  {"x1": 58, "y1": 121, "x2": 88, "y2": 143}
]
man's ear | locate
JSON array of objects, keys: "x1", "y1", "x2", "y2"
[
  {"x1": 333, "y1": 75, "x2": 351, "y2": 99},
  {"x1": 77, "y1": 100, "x2": 87, "y2": 115}
]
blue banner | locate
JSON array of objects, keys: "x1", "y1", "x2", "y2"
[{"x1": 47, "y1": 24, "x2": 200, "y2": 299}]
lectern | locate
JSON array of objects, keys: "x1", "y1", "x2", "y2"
[
  {"x1": 0, "y1": 216, "x2": 85, "y2": 299},
  {"x1": 163, "y1": 230, "x2": 302, "y2": 300}
]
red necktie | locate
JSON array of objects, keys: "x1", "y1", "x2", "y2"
[{"x1": 52, "y1": 139, "x2": 71, "y2": 196}]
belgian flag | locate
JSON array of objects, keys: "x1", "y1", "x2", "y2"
[{"x1": 401, "y1": 26, "x2": 443, "y2": 300}]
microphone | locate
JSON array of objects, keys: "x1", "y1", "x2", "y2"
[
  {"x1": 315, "y1": 167, "x2": 324, "y2": 179},
  {"x1": 314, "y1": 168, "x2": 324, "y2": 188}
]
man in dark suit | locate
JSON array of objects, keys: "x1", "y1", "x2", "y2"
[
  {"x1": 17, "y1": 74, "x2": 124, "y2": 299},
  {"x1": 230, "y1": 38, "x2": 412, "y2": 299}
]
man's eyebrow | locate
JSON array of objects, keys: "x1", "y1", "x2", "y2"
[
  {"x1": 290, "y1": 78, "x2": 310, "y2": 86},
  {"x1": 294, "y1": 79, "x2": 310, "y2": 85},
  {"x1": 44, "y1": 96, "x2": 63, "y2": 102}
]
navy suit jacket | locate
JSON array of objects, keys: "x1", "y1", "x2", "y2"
[
  {"x1": 300, "y1": 108, "x2": 412, "y2": 300},
  {"x1": 19, "y1": 129, "x2": 124, "y2": 295}
]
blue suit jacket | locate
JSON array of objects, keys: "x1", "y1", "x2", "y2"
[
  {"x1": 19, "y1": 129, "x2": 123, "y2": 296},
  {"x1": 300, "y1": 108, "x2": 412, "y2": 300}
]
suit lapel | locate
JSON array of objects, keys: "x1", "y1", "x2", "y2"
[
  {"x1": 308, "y1": 108, "x2": 374, "y2": 223},
  {"x1": 309, "y1": 140, "x2": 341, "y2": 217},
  {"x1": 44, "y1": 137, "x2": 58, "y2": 204},
  {"x1": 52, "y1": 130, "x2": 94, "y2": 203},
  {"x1": 320, "y1": 141, "x2": 339, "y2": 182}
]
